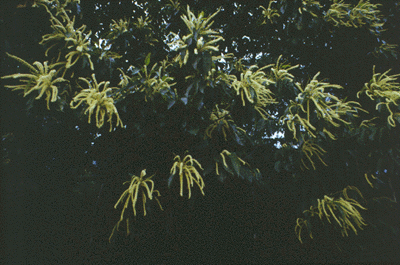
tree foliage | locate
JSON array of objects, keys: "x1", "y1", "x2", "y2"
[{"x1": 1, "y1": 0, "x2": 400, "y2": 263}]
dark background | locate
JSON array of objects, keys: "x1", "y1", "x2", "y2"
[{"x1": 1, "y1": 1, "x2": 400, "y2": 264}]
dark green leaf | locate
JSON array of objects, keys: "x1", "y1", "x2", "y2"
[
  {"x1": 192, "y1": 57, "x2": 200, "y2": 70},
  {"x1": 202, "y1": 54, "x2": 212, "y2": 73},
  {"x1": 217, "y1": 170, "x2": 227, "y2": 182},
  {"x1": 274, "y1": 161, "x2": 281, "y2": 172},
  {"x1": 188, "y1": 127, "x2": 199, "y2": 135},
  {"x1": 144, "y1": 53, "x2": 151, "y2": 66},
  {"x1": 181, "y1": 97, "x2": 188, "y2": 105},
  {"x1": 229, "y1": 153, "x2": 241, "y2": 177},
  {"x1": 230, "y1": 125, "x2": 245, "y2": 145},
  {"x1": 167, "y1": 100, "x2": 176, "y2": 109},
  {"x1": 168, "y1": 174, "x2": 175, "y2": 188},
  {"x1": 131, "y1": 68, "x2": 140, "y2": 75},
  {"x1": 187, "y1": 37, "x2": 193, "y2": 46},
  {"x1": 240, "y1": 167, "x2": 253, "y2": 183},
  {"x1": 185, "y1": 83, "x2": 193, "y2": 97}
]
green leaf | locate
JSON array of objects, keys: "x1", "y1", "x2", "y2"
[
  {"x1": 249, "y1": 87, "x2": 256, "y2": 101},
  {"x1": 185, "y1": 83, "x2": 193, "y2": 97},
  {"x1": 255, "y1": 169, "x2": 262, "y2": 181},
  {"x1": 192, "y1": 57, "x2": 200, "y2": 70},
  {"x1": 167, "y1": 100, "x2": 176, "y2": 109},
  {"x1": 187, "y1": 37, "x2": 193, "y2": 46},
  {"x1": 318, "y1": 130, "x2": 327, "y2": 140},
  {"x1": 168, "y1": 174, "x2": 175, "y2": 188},
  {"x1": 188, "y1": 127, "x2": 199, "y2": 135},
  {"x1": 220, "y1": 156, "x2": 234, "y2": 175},
  {"x1": 229, "y1": 153, "x2": 241, "y2": 177},
  {"x1": 131, "y1": 68, "x2": 140, "y2": 75},
  {"x1": 274, "y1": 161, "x2": 281, "y2": 172},
  {"x1": 217, "y1": 170, "x2": 227, "y2": 182},
  {"x1": 240, "y1": 167, "x2": 253, "y2": 183},
  {"x1": 369, "y1": 128, "x2": 377, "y2": 141},
  {"x1": 230, "y1": 124, "x2": 245, "y2": 145},
  {"x1": 181, "y1": 97, "x2": 188, "y2": 105},
  {"x1": 194, "y1": 94, "x2": 204, "y2": 110},
  {"x1": 199, "y1": 79, "x2": 205, "y2": 94},
  {"x1": 202, "y1": 54, "x2": 213, "y2": 73},
  {"x1": 144, "y1": 53, "x2": 151, "y2": 66}
]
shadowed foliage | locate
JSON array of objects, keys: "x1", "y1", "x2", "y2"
[{"x1": 1, "y1": 0, "x2": 400, "y2": 263}]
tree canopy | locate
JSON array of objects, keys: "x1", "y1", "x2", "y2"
[{"x1": 1, "y1": 0, "x2": 400, "y2": 263}]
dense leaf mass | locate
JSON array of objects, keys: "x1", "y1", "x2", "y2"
[{"x1": 1, "y1": 0, "x2": 400, "y2": 263}]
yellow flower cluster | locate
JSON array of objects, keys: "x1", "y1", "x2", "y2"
[
  {"x1": 133, "y1": 16, "x2": 151, "y2": 30},
  {"x1": 110, "y1": 169, "x2": 163, "y2": 241},
  {"x1": 168, "y1": 6, "x2": 224, "y2": 66},
  {"x1": 204, "y1": 105, "x2": 245, "y2": 141},
  {"x1": 374, "y1": 43, "x2": 398, "y2": 58},
  {"x1": 114, "y1": 169, "x2": 162, "y2": 218},
  {"x1": 357, "y1": 66, "x2": 400, "y2": 127},
  {"x1": 299, "y1": 0, "x2": 321, "y2": 17},
  {"x1": 270, "y1": 55, "x2": 299, "y2": 83},
  {"x1": 325, "y1": 0, "x2": 384, "y2": 33},
  {"x1": 230, "y1": 64, "x2": 276, "y2": 119},
  {"x1": 40, "y1": 6, "x2": 94, "y2": 70},
  {"x1": 111, "y1": 18, "x2": 130, "y2": 34},
  {"x1": 65, "y1": 29, "x2": 93, "y2": 70},
  {"x1": 300, "y1": 139, "x2": 328, "y2": 170},
  {"x1": 33, "y1": 0, "x2": 80, "y2": 14},
  {"x1": 282, "y1": 72, "x2": 362, "y2": 140},
  {"x1": 70, "y1": 74, "x2": 123, "y2": 131},
  {"x1": 260, "y1": 2, "x2": 280, "y2": 24},
  {"x1": 136, "y1": 61, "x2": 176, "y2": 101},
  {"x1": 1, "y1": 53, "x2": 67, "y2": 110},
  {"x1": 170, "y1": 154, "x2": 205, "y2": 199},
  {"x1": 296, "y1": 186, "x2": 367, "y2": 243},
  {"x1": 132, "y1": 16, "x2": 158, "y2": 45}
]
